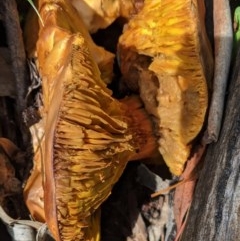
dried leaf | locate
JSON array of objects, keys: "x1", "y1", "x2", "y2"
[
  {"x1": 0, "y1": 138, "x2": 20, "y2": 159},
  {"x1": 0, "y1": 140, "x2": 22, "y2": 198},
  {"x1": 173, "y1": 144, "x2": 206, "y2": 237}
]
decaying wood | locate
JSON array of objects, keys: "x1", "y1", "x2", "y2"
[
  {"x1": 182, "y1": 49, "x2": 240, "y2": 241},
  {"x1": 0, "y1": 0, "x2": 29, "y2": 109},
  {"x1": 0, "y1": 48, "x2": 16, "y2": 98},
  {"x1": 0, "y1": 0, "x2": 30, "y2": 149}
]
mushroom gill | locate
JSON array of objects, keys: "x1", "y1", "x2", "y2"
[
  {"x1": 118, "y1": 0, "x2": 214, "y2": 175},
  {"x1": 23, "y1": 0, "x2": 157, "y2": 240}
]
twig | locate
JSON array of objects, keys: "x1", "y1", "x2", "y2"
[
  {"x1": 205, "y1": 0, "x2": 233, "y2": 143},
  {"x1": 151, "y1": 179, "x2": 190, "y2": 198}
]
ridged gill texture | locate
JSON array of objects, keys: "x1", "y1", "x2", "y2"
[
  {"x1": 43, "y1": 35, "x2": 136, "y2": 241},
  {"x1": 24, "y1": 1, "x2": 157, "y2": 240},
  {"x1": 118, "y1": 0, "x2": 213, "y2": 175}
]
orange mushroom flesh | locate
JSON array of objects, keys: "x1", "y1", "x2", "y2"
[
  {"x1": 118, "y1": 0, "x2": 213, "y2": 175},
  {"x1": 24, "y1": 0, "x2": 115, "y2": 84},
  {"x1": 70, "y1": 0, "x2": 139, "y2": 33},
  {"x1": 24, "y1": 120, "x2": 45, "y2": 223},
  {"x1": 24, "y1": 0, "x2": 157, "y2": 240}
]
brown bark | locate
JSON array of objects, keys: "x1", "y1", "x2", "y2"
[
  {"x1": 182, "y1": 49, "x2": 240, "y2": 240},
  {"x1": 0, "y1": 0, "x2": 30, "y2": 150}
]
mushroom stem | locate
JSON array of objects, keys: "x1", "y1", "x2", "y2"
[
  {"x1": 205, "y1": 0, "x2": 233, "y2": 143},
  {"x1": 120, "y1": 96, "x2": 158, "y2": 161}
]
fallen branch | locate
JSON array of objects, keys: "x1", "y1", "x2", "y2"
[{"x1": 205, "y1": 0, "x2": 233, "y2": 143}]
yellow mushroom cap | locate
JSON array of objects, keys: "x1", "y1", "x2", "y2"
[{"x1": 118, "y1": 0, "x2": 213, "y2": 175}]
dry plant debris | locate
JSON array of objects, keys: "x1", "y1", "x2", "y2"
[
  {"x1": 173, "y1": 143, "x2": 206, "y2": 240},
  {"x1": 0, "y1": 138, "x2": 22, "y2": 201}
]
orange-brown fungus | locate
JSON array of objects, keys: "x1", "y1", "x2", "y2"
[
  {"x1": 23, "y1": 0, "x2": 156, "y2": 240},
  {"x1": 24, "y1": 0, "x2": 115, "y2": 84},
  {"x1": 118, "y1": 0, "x2": 213, "y2": 175}
]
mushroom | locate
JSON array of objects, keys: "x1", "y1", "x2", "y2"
[
  {"x1": 24, "y1": 0, "x2": 115, "y2": 84},
  {"x1": 118, "y1": 0, "x2": 214, "y2": 175},
  {"x1": 24, "y1": 0, "x2": 157, "y2": 240}
]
